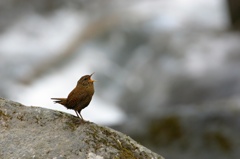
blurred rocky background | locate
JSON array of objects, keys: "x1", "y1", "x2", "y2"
[{"x1": 0, "y1": 0, "x2": 240, "y2": 159}]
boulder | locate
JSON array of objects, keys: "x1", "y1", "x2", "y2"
[{"x1": 0, "y1": 98, "x2": 164, "y2": 159}]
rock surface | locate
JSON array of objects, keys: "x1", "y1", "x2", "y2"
[{"x1": 0, "y1": 98, "x2": 164, "y2": 159}]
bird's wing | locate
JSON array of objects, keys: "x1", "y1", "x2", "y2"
[{"x1": 66, "y1": 88, "x2": 89, "y2": 109}]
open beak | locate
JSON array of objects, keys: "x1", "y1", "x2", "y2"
[{"x1": 90, "y1": 72, "x2": 96, "y2": 82}]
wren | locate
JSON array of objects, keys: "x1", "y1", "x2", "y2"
[{"x1": 51, "y1": 73, "x2": 95, "y2": 120}]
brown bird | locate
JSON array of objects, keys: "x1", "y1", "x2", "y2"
[{"x1": 51, "y1": 73, "x2": 95, "y2": 120}]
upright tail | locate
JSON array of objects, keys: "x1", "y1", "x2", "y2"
[{"x1": 51, "y1": 98, "x2": 67, "y2": 106}]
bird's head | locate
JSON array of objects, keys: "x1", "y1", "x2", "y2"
[{"x1": 77, "y1": 73, "x2": 96, "y2": 86}]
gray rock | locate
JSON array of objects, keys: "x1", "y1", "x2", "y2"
[{"x1": 0, "y1": 98, "x2": 164, "y2": 159}]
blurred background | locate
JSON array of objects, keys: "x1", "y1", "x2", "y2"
[{"x1": 1, "y1": 0, "x2": 240, "y2": 159}]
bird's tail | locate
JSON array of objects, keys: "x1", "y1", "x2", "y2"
[{"x1": 51, "y1": 98, "x2": 67, "y2": 105}]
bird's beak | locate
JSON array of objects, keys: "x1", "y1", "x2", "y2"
[{"x1": 90, "y1": 72, "x2": 96, "y2": 82}]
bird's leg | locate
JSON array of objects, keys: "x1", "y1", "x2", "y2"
[
  {"x1": 75, "y1": 110, "x2": 81, "y2": 119},
  {"x1": 75, "y1": 110, "x2": 85, "y2": 121},
  {"x1": 78, "y1": 112, "x2": 84, "y2": 120}
]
